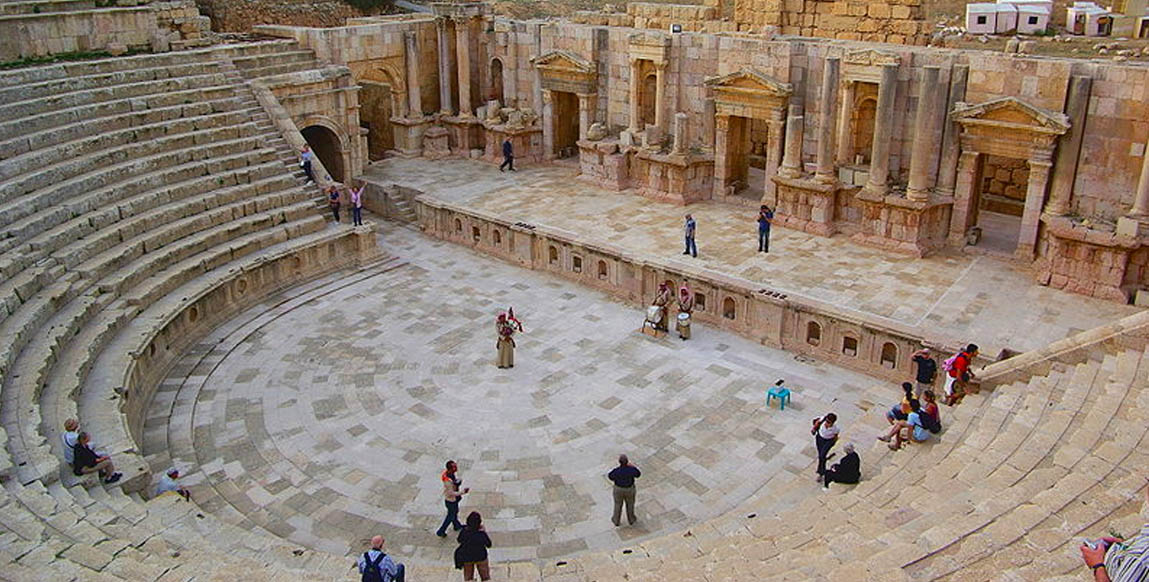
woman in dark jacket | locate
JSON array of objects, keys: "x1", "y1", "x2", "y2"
[
  {"x1": 821, "y1": 442, "x2": 860, "y2": 490},
  {"x1": 455, "y1": 511, "x2": 492, "y2": 581}
]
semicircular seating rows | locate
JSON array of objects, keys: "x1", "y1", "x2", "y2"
[{"x1": 1, "y1": 41, "x2": 1147, "y2": 582}]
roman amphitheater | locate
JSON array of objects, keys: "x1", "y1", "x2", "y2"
[{"x1": 1, "y1": 0, "x2": 1148, "y2": 579}]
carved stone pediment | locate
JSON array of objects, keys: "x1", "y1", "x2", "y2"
[
  {"x1": 531, "y1": 50, "x2": 595, "y2": 75},
  {"x1": 843, "y1": 49, "x2": 901, "y2": 67},
  {"x1": 951, "y1": 97, "x2": 1070, "y2": 135},
  {"x1": 532, "y1": 50, "x2": 597, "y2": 95},
  {"x1": 705, "y1": 68, "x2": 793, "y2": 97}
]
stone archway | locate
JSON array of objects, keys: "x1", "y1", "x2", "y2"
[
  {"x1": 301, "y1": 124, "x2": 346, "y2": 183},
  {"x1": 705, "y1": 68, "x2": 793, "y2": 204},
  {"x1": 948, "y1": 97, "x2": 1070, "y2": 259}
]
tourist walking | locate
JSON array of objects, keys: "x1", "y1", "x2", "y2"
[
  {"x1": 911, "y1": 347, "x2": 937, "y2": 400},
  {"x1": 300, "y1": 145, "x2": 315, "y2": 182},
  {"x1": 811, "y1": 413, "x2": 840, "y2": 482},
  {"x1": 454, "y1": 512, "x2": 493, "y2": 582},
  {"x1": 328, "y1": 187, "x2": 341, "y2": 223},
  {"x1": 821, "y1": 442, "x2": 860, "y2": 491},
  {"x1": 606, "y1": 454, "x2": 641, "y2": 526},
  {"x1": 1080, "y1": 486, "x2": 1149, "y2": 581},
  {"x1": 499, "y1": 138, "x2": 515, "y2": 172},
  {"x1": 358, "y1": 535, "x2": 406, "y2": 582},
  {"x1": 435, "y1": 460, "x2": 469, "y2": 537},
  {"x1": 350, "y1": 182, "x2": 365, "y2": 226},
  {"x1": 757, "y1": 205, "x2": 774, "y2": 253},
  {"x1": 683, "y1": 214, "x2": 697, "y2": 257},
  {"x1": 943, "y1": 343, "x2": 979, "y2": 406}
]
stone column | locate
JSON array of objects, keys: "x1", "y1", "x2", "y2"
[
  {"x1": 815, "y1": 57, "x2": 840, "y2": 183},
  {"x1": 713, "y1": 114, "x2": 732, "y2": 196},
  {"x1": 628, "y1": 59, "x2": 643, "y2": 134},
  {"x1": 404, "y1": 31, "x2": 423, "y2": 118},
  {"x1": 532, "y1": 23, "x2": 543, "y2": 119},
  {"x1": 1116, "y1": 144, "x2": 1149, "y2": 238},
  {"x1": 948, "y1": 150, "x2": 980, "y2": 245},
  {"x1": 906, "y1": 66, "x2": 941, "y2": 201},
  {"x1": 454, "y1": 16, "x2": 473, "y2": 118},
  {"x1": 935, "y1": 65, "x2": 969, "y2": 196},
  {"x1": 542, "y1": 90, "x2": 554, "y2": 160},
  {"x1": 1017, "y1": 158, "x2": 1053, "y2": 259},
  {"x1": 702, "y1": 97, "x2": 716, "y2": 150},
  {"x1": 1045, "y1": 75, "x2": 1092, "y2": 216},
  {"x1": 863, "y1": 64, "x2": 899, "y2": 197},
  {"x1": 778, "y1": 105, "x2": 804, "y2": 179},
  {"x1": 835, "y1": 80, "x2": 855, "y2": 164},
  {"x1": 577, "y1": 93, "x2": 594, "y2": 141},
  {"x1": 654, "y1": 62, "x2": 668, "y2": 131},
  {"x1": 764, "y1": 117, "x2": 785, "y2": 198},
  {"x1": 437, "y1": 18, "x2": 454, "y2": 115},
  {"x1": 673, "y1": 112, "x2": 688, "y2": 154}
]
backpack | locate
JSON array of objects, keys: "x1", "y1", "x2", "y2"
[
  {"x1": 362, "y1": 551, "x2": 387, "y2": 582},
  {"x1": 920, "y1": 409, "x2": 942, "y2": 434}
]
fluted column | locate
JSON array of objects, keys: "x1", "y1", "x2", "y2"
[
  {"x1": 654, "y1": 62, "x2": 667, "y2": 131},
  {"x1": 628, "y1": 59, "x2": 642, "y2": 133},
  {"x1": 764, "y1": 117, "x2": 785, "y2": 195},
  {"x1": 815, "y1": 57, "x2": 840, "y2": 182},
  {"x1": 907, "y1": 66, "x2": 941, "y2": 201},
  {"x1": 404, "y1": 31, "x2": 422, "y2": 118},
  {"x1": 863, "y1": 64, "x2": 899, "y2": 197},
  {"x1": 454, "y1": 16, "x2": 473, "y2": 118},
  {"x1": 835, "y1": 79, "x2": 855, "y2": 164},
  {"x1": 778, "y1": 105, "x2": 804, "y2": 179},
  {"x1": 935, "y1": 65, "x2": 969, "y2": 196},
  {"x1": 436, "y1": 18, "x2": 453, "y2": 115}
]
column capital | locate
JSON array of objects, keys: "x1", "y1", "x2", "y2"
[
  {"x1": 656, "y1": 61, "x2": 669, "y2": 72},
  {"x1": 1026, "y1": 157, "x2": 1053, "y2": 170}
]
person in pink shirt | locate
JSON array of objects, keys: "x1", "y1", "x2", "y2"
[{"x1": 350, "y1": 181, "x2": 365, "y2": 226}]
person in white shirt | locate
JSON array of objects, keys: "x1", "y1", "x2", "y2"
[
  {"x1": 155, "y1": 467, "x2": 191, "y2": 501},
  {"x1": 61, "y1": 418, "x2": 80, "y2": 466},
  {"x1": 812, "y1": 413, "x2": 840, "y2": 483}
]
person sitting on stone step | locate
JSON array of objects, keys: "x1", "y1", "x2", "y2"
[
  {"x1": 821, "y1": 442, "x2": 860, "y2": 491},
  {"x1": 154, "y1": 467, "x2": 191, "y2": 501},
  {"x1": 72, "y1": 431, "x2": 121, "y2": 484},
  {"x1": 877, "y1": 399, "x2": 931, "y2": 450},
  {"x1": 1080, "y1": 484, "x2": 1149, "y2": 582}
]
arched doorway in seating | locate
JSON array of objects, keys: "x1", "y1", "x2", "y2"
[{"x1": 301, "y1": 125, "x2": 346, "y2": 183}]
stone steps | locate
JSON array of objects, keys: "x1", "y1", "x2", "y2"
[
  {"x1": 0, "y1": 136, "x2": 275, "y2": 243},
  {"x1": 230, "y1": 48, "x2": 316, "y2": 72},
  {"x1": 0, "y1": 120, "x2": 263, "y2": 211},
  {"x1": 0, "y1": 0, "x2": 96, "y2": 16},
  {"x1": 0, "y1": 83, "x2": 238, "y2": 151},
  {"x1": 241, "y1": 60, "x2": 324, "y2": 79},
  {"x1": 0, "y1": 59, "x2": 225, "y2": 106},
  {"x1": 0, "y1": 70, "x2": 232, "y2": 122}
]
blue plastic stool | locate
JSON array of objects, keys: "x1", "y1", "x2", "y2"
[{"x1": 766, "y1": 386, "x2": 791, "y2": 410}]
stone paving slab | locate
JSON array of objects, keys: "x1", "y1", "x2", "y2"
[
  {"x1": 363, "y1": 158, "x2": 1140, "y2": 355},
  {"x1": 168, "y1": 224, "x2": 880, "y2": 564}
]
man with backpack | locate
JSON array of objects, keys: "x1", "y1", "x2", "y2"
[
  {"x1": 943, "y1": 343, "x2": 979, "y2": 407},
  {"x1": 357, "y1": 535, "x2": 405, "y2": 582}
]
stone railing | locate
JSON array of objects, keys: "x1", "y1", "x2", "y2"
[
  {"x1": 411, "y1": 194, "x2": 975, "y2": 384},
  {"x1": 120, "y1": 229, "x2": 378, "y2": 446},
  {"x1": 977, "y1": 309, "x2": 1149, "y2": 388}
]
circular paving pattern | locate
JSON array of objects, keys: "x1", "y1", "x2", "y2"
[{"x1": 147, "y1": 227, "x2": 873, "y2": 564}]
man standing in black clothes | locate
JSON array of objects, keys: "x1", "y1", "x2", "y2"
[
  {"x1": 499, "y1": 138, "x2": 515, "y2": 172},
  {"x1": 911, "y1": 348, "x2": 937, "y2": 400},
  {"x1": 607, "y1": 454, "x2": 641, "y2": 526}
]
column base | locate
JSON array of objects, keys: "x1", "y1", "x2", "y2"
[
  {"x1": 389, "y1": 116, "x2": 432, "y2": 157},
  {"x1": 851, "y1": 190, "x2": 953, "y2": 257},
  {"x1": 771, "y1": 174, "x2": 839, "y2": 237},
  {"x1": 421, "y1": 126, "x2": 451, "y2": 160}
]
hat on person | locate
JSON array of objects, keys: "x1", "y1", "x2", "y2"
[
  {"x1": 843, "y1": 442, "x2": 855, "y2": 454},
  {"x1": 166, "y1": 467, "x2": 179, "y2": 477}
]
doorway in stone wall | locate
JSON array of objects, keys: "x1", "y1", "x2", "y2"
[
  {"x1": 360, "y1": 81, "x2": 395, "y2": 160},
  {"x1": 720, "y1": 116, "x2": 767, "y2": 204},
  {"x1": 971, "y1": 154, "x2": 1025, "y2": 255},
  {"x1": 301, "y1": 125, "x2": 345, "y2": 183},
  {"x1": 640, "y1": 72, "x2": 657, "y2": 129},
  {"x1": 490, "y1": 58, "x2": 504, "y2": 106},
  {"x1": 552, "y1": 90, "x2": 579, "y2": 158}
]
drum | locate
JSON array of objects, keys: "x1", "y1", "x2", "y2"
[
  {"x1": 677, "y1": 312, "x2": 691, "y2": 324},
  {"x1": 646, "y1": 305, "x2": 664, "y2": 323}
]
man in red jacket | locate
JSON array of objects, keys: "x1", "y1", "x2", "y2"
[{"x1": 944, "y1": 343, "x2": 979, "y2": 406}]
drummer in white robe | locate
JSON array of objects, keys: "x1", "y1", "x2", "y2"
[
  {"x1": 651, "y1": 281, "x2": 672, "y2": 332},
  {"x1": 676, "y1": 283, "x2": 694, "y2": 340}
]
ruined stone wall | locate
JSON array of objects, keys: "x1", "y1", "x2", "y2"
[
  {"x1": 733, "y1": 0, "x2": 931, "y2": 45},
  {"x1": 570, "y1": 3, "x2": 738, "y2": 33},
  {"x1": 195, "y1": 0, "x2": 361, "y2": 32}
]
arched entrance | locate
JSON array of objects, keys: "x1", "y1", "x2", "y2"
[
  {"x1": 301, "y1": 125, "x2": 346, "y2": 183},
  {"x1": 489, "y1": 58, "x2": 504, "y2": 106}
]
